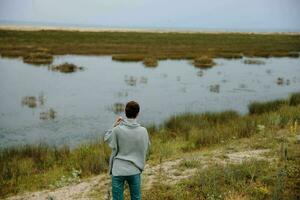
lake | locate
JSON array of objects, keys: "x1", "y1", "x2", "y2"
[{"x1": 0, "y1": 55, "x2": 299, "y2": 148}]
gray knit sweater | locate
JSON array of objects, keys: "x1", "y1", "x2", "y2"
[{"x1": 104, "y1": 118, "x2": 150, "y2": 175}]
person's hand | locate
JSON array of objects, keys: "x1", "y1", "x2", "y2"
[{"x1": 113, "y1": 116, "x2": 123, "y2": 127}]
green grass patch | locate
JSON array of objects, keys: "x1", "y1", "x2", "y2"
[{"x1": 1, "y1": 30, "x2": 299, "y2": 59}]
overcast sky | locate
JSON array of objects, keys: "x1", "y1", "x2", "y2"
[{"x1": 0, "y1": 0, "x2": 299, "y2": 31}]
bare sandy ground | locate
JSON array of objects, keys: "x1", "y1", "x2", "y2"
[
  {"x1": 5, "y1": 148, "x2": 272, "y2": 200},
  {"x1": 1, "y1": 24, "x2": 299, "y2": 35}
]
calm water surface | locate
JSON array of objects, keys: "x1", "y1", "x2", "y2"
[{"x1": 0, "y1": 55, "x2": 299, "y2": 147}]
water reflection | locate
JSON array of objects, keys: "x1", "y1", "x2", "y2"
[
  {"x1": 40, "y1": 108, "x2": 57, "y2": 120},
  {"x1": 21, "y1": 96, "x2": 37, "y2": 108},
  {"x1": 110, "y1": 103, "x2": 125, "y2": 114}
]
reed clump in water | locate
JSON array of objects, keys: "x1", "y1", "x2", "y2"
[
  {"x1": 143, "y1": 57, "x2": 158, "y2": 67},
  {"x1": 193, "y1": 56, "x2": 216, "y2": 68},
  {"x1": 23, "y1": 52, "x2": 53, "y2": 65},
  {"x1": 50, "y1": 63, "x2": 84, "y2": 73}
]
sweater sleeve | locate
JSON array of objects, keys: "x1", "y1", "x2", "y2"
[{"x1": 104, "y1": 127, "x2": 118, "y2": 150}]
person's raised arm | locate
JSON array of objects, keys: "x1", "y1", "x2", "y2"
[{"x1": 104, "y1": 116, "x2": 122, "y2": 148}]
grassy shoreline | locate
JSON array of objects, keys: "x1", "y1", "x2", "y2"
[
  {"x1": 0, "y1": 30, "x2": 300, "y2": 65},
  {"x1": 1, "y1": 92, "x2": 300, "y2": 198}
]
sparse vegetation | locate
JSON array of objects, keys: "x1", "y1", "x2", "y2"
[{"x1": 193, "y1": 56, "x2": 216, "y2": 68}]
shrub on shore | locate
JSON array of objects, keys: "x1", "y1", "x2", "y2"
[{"x1": 193, "y1": 56, "x2": 216, "y2": 68}]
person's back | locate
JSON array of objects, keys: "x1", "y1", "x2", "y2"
[{"x1": 104, "y1": 101, "x2": 150, "y2": 200}]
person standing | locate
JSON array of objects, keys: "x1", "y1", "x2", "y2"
[{"x1": 104, "y1": 101, "x2": 150, "y2": 200}]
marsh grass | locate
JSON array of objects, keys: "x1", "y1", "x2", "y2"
[
  {"x1": 0, "y1": 140, "x2": 110, "y2": 197},
  {"x1": 193, "y1": 56, "x2": 216, "y2": 68},
  {"x1": 1, "y1": 30, "x2": 299, "y2": 60}
]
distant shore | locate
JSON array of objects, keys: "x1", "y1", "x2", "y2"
[{"x1": 1, "y1": 24, "x2": 300, "y2": 35}]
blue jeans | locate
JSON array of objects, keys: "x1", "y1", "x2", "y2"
[{"x1": 112, "y1": 174, "x2": 141, "y2": 200}]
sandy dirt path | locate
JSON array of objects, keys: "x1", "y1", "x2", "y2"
[{"x1": 6, "y1": 148, "x2": 271, "y2": 200}]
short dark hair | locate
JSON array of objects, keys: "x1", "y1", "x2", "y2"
[{"x1": 125, "y1": 101, "x2": 140, "y2": 118}]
